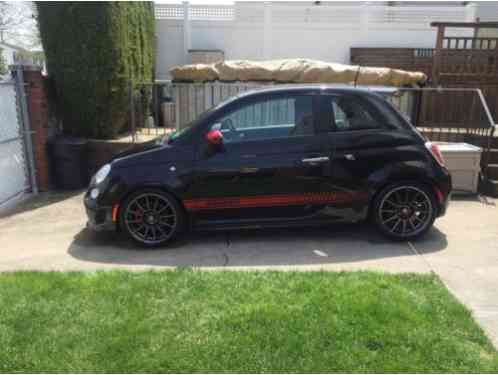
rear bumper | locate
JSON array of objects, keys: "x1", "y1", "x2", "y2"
[
  {"x1": 435, "y1": 171, "x2": 451, "y2": 218},
  {"x1": 437, "y1": 191, "x2": 450, "y2": 217},
  {"x1": 84, "y1": 195, "x2": 116, "y2": 232}
]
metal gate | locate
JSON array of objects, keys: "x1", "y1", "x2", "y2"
[{"x1": 0, "y1": 75, "x2": 35, "y2": 207}]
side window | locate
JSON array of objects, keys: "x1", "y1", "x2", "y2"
[
  {"x1": 210, "y1": 95, "x2": 314, "y2": 143},
  {"x1": 329, "y1": 96, "x2": 382, "y2": 131}
]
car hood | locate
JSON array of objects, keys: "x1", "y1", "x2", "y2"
[
  {"x1": 111, "y1": 138, "x2": 164, "y2": 160},
  {"x1": 111, "y1": 138, "x2": 193, "y2": 168}
]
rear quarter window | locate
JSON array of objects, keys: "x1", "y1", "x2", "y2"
[
  {"x1": 368, "y1": 94, "x2": 411, "y2": 130},
  {"x1": 326, "y1": 94, "x2": 385, "y2": 132}
]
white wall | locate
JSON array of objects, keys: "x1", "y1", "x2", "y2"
[
  {"x1": 475, "y1": 1, "x2": 498, "y2": 21},
  {"x1": 475, "y1": 1, "x2": 498, "y2": 38},
  {"x1": 155, "y1": 20, "x2": 185, "y2": 76},
  {"x1": 155, "y1": 1, "x2": 480, "y2": 80}
]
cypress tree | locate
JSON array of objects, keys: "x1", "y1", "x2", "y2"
[{"x1": 36, "y1": 2, "x2": 155, "y2": 139}]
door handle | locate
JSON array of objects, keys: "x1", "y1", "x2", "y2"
[
  {"x1": 344, "y1": 153, "x2": 356, "y2": 161},
  {"x1": 240, "y1": 167, "x2": 259, "y2": 174},
  {"x1": 301, "y1": 156, "x2": 329, "y2": 165}
]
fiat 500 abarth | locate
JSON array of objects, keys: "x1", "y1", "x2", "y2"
[{"x1": 84, "y1": 86, "x2": 451, "y2": 247}]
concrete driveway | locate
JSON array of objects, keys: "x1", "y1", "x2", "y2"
[{"x1": 1, "y1": 191, "x2": 497, "y2": 347}]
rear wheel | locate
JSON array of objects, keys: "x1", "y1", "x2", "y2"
[
  {"x1": 373, "y1": 183, "x2": 436, "y2": 241},
  {"x1": 120, "y1": 189, "x2": 186, "y2": 247}
]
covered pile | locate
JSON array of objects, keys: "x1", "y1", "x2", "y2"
[{"x1": 170, "y1": 58, "x2": 427, "y2": 87}]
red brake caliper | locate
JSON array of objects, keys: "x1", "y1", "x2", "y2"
[{"x1": 134, "y1": 206, "x2": 143, "y2": 222}]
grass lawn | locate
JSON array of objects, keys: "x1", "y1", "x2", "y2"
[{"x1": 0, "y1": 270, "x2": 497, "y2": 373}]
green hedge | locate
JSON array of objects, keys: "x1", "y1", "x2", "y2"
[{"x1": 36, "y1": 2, "x2": 155, "y2": 139}]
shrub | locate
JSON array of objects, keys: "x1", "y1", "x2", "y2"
[{"x1": 36, "y1": 2, "x2": 155, "y2": 139}]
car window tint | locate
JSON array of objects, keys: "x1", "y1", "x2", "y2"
[
  {"x1": 330, "y1": 96, "x2": 381, "y2": 131},
  {"x1": 211, "y1": 96, "x2": 314, "y2": 143},
  {"x1": 370, "y1": 94, "x2": 410, "y2": 129}
]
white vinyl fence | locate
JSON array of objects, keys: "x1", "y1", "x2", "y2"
[{"x1": 155, "y1": 2, "x2": 477, "y2": 80}]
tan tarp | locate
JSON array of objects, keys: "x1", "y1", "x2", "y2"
[{"x1": 170, "y1": 58, "x2": 427, "y2": 86}]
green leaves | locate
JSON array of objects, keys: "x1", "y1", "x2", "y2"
[{"x1": 36, "y1": 2, "x2": 155, "y2": 139}]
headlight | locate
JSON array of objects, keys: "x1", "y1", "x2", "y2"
[
  {"x1": 93, "y1": 163, "x2": 111, "y2": 185},
  {"x1": 90, "y1": 188, "x2": 100, "y2": 199}
]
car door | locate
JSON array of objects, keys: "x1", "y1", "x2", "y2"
[
  {"x1": 184, "y1": 91, "x2": 334, "y2": 225},
  {"x1": 317, "y1": 92, "x2": 420, "y2": 219}
]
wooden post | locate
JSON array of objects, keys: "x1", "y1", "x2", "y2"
[
  {"x1": 432, "y1": 24, "x2": 445, "y2": 86},
  {"x1": 473, "y1": 17, "x2": 480, "y2": 39}
]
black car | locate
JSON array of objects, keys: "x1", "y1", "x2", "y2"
[{"x1": 84, "y1": 85, "x2": 451, "y2": 247}]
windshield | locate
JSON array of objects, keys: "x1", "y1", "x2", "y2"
[
  {"x1": 167, "y1": 94, "x2": 241, "y2": 144},
  {"x1": 167, "y1": 125, "x2": 192, "y2": 144},
  {"x1": 167, "y1": 107, "x2": 217, "y2": 144}
]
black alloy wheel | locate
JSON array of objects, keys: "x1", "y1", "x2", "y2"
[
  {"x1": 120, "y1": 189, "x2": 185, "y2": 247},
  {"x1": 374, "y1": 184, "x2": 436, "y2": 240}
]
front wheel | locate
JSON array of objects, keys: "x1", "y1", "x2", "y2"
[
  {"x1": 120, "y1": 189, "x2": 186, "y2": 247},
  {"x1": 372, "y1": 183, "x2": 437, "y2": 241}
]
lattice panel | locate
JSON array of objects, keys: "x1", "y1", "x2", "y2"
[
  {"x1": 369, "y1": 6, "x2": 467, "y2": 25},
  {"x1": 155, "y1": 5, "x2": 184, "y2": 20},
  {"x1": 156, "y1": 3, "x2": 470, "y2": 25},
  {"x1": 155, "y1": 5, "x2": 235, "y2": 21},
  {"x1": 308, "y1": 7, "x2": 360, "y2": 24},
  {"x1": 272, "y1": 5, "x2": 359, "y2": 24},
  {"x1": 189, "y1": 6, "x2": 234, "y2": 21},
  {"x1": 234, "y1": 4, "x2": 264, "y2": 23}
]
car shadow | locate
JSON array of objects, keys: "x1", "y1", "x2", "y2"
[{"x1": 67, "y1": 222, "x2": 448, "y2": 268}]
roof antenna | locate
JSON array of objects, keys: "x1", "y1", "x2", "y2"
[{"x1": 354, "y1": 65, "x2": 361, "y2": 88}]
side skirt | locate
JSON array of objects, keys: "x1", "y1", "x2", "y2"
[{"x1": 192, "y1": 216, "x2": 364, "y2": 232}]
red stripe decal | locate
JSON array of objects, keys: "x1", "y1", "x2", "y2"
[{"x1": 183, "y1": 192, "x2": 368, "y2": 211}]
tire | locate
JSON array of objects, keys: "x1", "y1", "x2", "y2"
[
  {"x1": 119, "y1": 188, "x2": 186, "y2": 248},
  {"x1": 372, "y1": 182, "x2": 437, "y2": 241}
]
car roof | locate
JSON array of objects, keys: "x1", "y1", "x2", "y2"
[{"x1": 232, "y1": 84, "x2": 399, "y2": 99}]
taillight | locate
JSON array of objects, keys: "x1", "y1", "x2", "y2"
[{"x1": 425, "y1": 142, "x2": 445, "y2": 167}]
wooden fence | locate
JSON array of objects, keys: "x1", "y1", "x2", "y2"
[
  {"x1": 134, "y1": 82, "x2": 419, "y2": 132},
  {"x1": 133, "y1": 82, "x2": 493, "y2": 134},
  {"x1": 350, "y1": 48, "x2": 434, "y2": 80}
]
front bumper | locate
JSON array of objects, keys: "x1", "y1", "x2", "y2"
[{"x1": 84, "y1": 194, "x2": 116, "y2": 232}]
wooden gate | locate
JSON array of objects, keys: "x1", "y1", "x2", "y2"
[{"x1": 432, "y1": 22, "x2": 498, "y2": 86}]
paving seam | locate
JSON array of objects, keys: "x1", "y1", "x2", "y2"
[{"x1": 407, "y1": 241, "x2": 435, "y2": 273}]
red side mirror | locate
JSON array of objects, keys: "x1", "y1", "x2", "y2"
[{"x1": 206, "y1": 129, "x2": 223, "y2": 146}]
